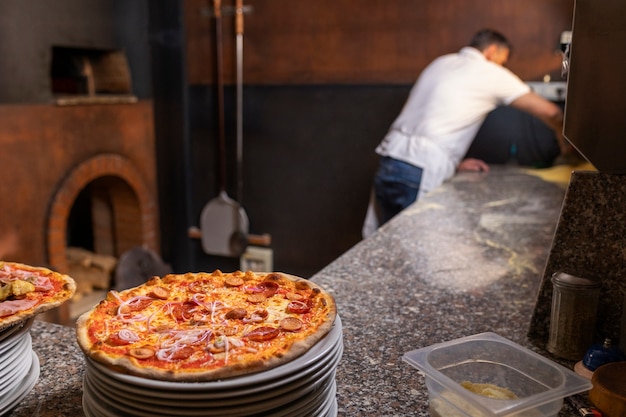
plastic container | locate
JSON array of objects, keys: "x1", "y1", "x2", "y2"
[{"x1": 403, "y1": 332, "x2": 592, "y2": 417}]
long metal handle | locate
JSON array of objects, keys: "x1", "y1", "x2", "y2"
[
  {"x1": 213, "y1": 0, "x2": 227, "y2": 192},
  {"x1": 235, "y1": 0, "x2": 244, "y2": 204}
]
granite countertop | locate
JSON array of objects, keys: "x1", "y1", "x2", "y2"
[
  {"x1": 7, "y1": 321, "x2": 85, "y2": 417},
  {"x1": 7, "y1": 166, "x2": 583, "y2": 417},
  {"x1": 312, "y1": 166, "x2": 579, "y2": 416}
]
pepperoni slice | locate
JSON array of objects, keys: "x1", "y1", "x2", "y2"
[
  {"x1": 106, "y1": 330, "x2": 138, "y2": 346},
  {"x1": 148, "y1": 286, "x2": 170, "y2": 300},
  {"x1": 252, "y1": 309, "x2": 268, "y2": 319},
  {"x1": 169, "y1": 302, "x2": 197, "y2": 322},
  {"x1": 286, "y1": 300, "x2": 311, "y2": 314},
  {"x1": 245, "y1": 326, "x2": 280, "y2": 342},
  {"x1": 260, "y1": 281, "x2": 280, "y2": 296},
  {"x1": 245, "y1": 281, "x2": 279, "y2": 297},
  {"x1": 169, "y1": 346, "x2": 195, "y2": 360},
  {"x1": 280, "y1": 317, "x2": 303, "y2": 332},
  {"x1": 129, "y1": 347, "x2": 155, "y2": 359},
  {"x1": 224, "y1": 276, "x2": 244, "y2": 287},
  {"x1": 225, "y1": 308, "x2": 247, "y2": 320},
  {"x1": 119, "y1": 296, "x2": 153, "y2": 313}
]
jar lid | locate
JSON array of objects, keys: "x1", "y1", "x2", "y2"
[{"x1": 552, "y1": 272, "x2": 601, "y2": 288}]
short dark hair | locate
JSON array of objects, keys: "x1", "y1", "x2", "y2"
[{"x1": 469, "y1": 29, "x2": 512, "y2": 52}]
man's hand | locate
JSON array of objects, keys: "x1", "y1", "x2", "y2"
[{"x1": 458, "y1": 158, "x2": 490, "y2": 172}]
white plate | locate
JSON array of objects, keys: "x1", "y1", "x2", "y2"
[
  {"x1": 0, "y1": 333, "x2": 31, "y2": 377},
  {"x1": 88, "y1": 315, "x2": 342, "y2": 392},
  {"x1": 85, "y1": 350, "x2": 341, "y2": 416},
  {"x1": 315, "y1": 380, "x2": 338, "y2": 417},
  {"x1": 308, "y1": 379, "x2": 337, "y2": 417},
  {"x1": 0, "y1": 336, "x2": 33, "y2": 395},
  {"x1": 81, "y1": 316, "x2": 343, "y2": 417},
  {"x1": 0, "y1": 351, "x2": 40, "y2": 415},
  {"x1": 86, "y1": 332, "x2": 342, "y2": 405},
  {"x1": 82, "y1": 396, "x2": 97, "y2": 417},
  {"x1": 82, "y1": 382, "x2": 123, "y2": 417},
  {"x1": 82, "y1": 315, "x2": 342, "y2": 417},
  {"x1": 0, "y1": 353, "x2": 33, "y2": 397},
  {"x1": 266, "y1": 375, "x2": 336, "y2": 417},
  {"x1": 83, "y1": 377, "x2": 131, "y2": 417},
  {"x1": 0, "y1": 325, "x2": 30, "y2": 356},
  {"x1": 325, "y1": 396, "x2": 338, "y2": 417},
  {"x1": 0, "y1": 318, "x2": 33, "y2": 344},
  {"x1": 85, "y1": 369, "x2": 337, "y2": 417}
]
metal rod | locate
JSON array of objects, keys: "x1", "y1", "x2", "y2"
[
  {"x1": 200, "y1": 5, "x2": 253, "y2": 17},
  {"x1": 213, "y1": 0, "x2": 227, "y2": 192},
  {"x1": 235, "y1": 0, "x2": 244, "y2": 205}
]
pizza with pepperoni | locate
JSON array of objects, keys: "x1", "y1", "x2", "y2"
[
  {"x1": 0, "y1": 261, "x2": 76, "y2": 330},
  {"x1": 76, "y1": 270, "x2": 337, "y2": 382}
]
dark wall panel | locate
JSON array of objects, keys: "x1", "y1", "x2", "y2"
[
  {"x1": 148, "y1": 0, "x2": 197, "y2": 270},
  {"x1": 185, "y1": 0, "x2": 574, "y2": 85},
  {"x1": 187, "y1": 85, "x2": 409, "y2": 277}
]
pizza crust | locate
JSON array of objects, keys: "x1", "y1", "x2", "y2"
[
  {"x1": 0, "y1": 262, "x2": 76, "y2": 331},
  {"x1": 76, "y1": 270, "x2": 336, "y2": 382}
]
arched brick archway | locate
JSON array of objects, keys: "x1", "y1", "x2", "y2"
[{"x1": 46, "y1": 153, "x2": 159, "y2": 275}]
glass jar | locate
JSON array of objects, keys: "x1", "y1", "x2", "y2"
[{"x1": 547, "y1": 272, "x2": 601, "y2": 361}]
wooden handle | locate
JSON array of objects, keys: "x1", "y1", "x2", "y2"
[
  {"x1": 188, "y1": 226, "x2": 202, "y2": 239},
  {"x1": 247, "y1": 233, "x2": 271, "y2": 246},
  {"x1": 235, "y1": 0, "x2": 244, "y2": 35},
  {"x1": 213, "y1": 0, "x2": 221, "y2": 18},
  {"x1": 188, "y1": 227, "x2": 272, "y2": 247}
]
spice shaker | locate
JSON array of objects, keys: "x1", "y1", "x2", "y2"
[{"x1": 547, "y1": 272, "x2": 601, "y2": 361}]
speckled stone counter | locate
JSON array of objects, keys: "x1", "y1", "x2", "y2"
[
  {"x1": 529, "y1": 171, "x2": 626, "y2": 350},
  {"x1": 312, "y1": 166, "x2": 581, "y2": 416},
  {"x1": 8, "y1": 321, "x2": 85, "y2": 417},
  {"x1": 7, "y1": 166, "x2": 584, "y2": 416}
]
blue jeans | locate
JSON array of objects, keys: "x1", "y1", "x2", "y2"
[{"x1": 373, "y1": 157, "x2": 423, "y2": 225}]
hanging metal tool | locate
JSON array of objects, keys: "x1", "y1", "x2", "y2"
[
  {"x1": 200, "y1": 0, "x2": 250, "y2": 257},
  {"x1": 229, "y1": 0, "x2": 248, "y2": 256},
  {"x1": 191, "y1": 1, "x2": 270, "y2": 252},
  {"x1": 235, "y1": 0, "x2": 244, "y2": 208}
]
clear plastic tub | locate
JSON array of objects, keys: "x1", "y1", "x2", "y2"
[{"x1": 403, "y1": 332, "x2": 592, "y2": 417}]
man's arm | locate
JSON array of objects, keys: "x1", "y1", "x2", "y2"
[{"x1": 509, "y1": 92, "x2": 570, "y2": 154}]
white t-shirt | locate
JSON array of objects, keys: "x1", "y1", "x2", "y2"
[{"x1": 375, "y1": 46, "x2": 530, "y2": 195}]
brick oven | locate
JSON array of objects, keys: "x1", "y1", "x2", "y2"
[
  {"x1": 0, "y1": 1, "x2": 158, "y2": 324},
  {"x1": 0, "y1": 103, "x2": 160, "y2": 323}
]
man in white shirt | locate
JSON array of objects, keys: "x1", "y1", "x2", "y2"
[{"x1": 364, "y1": 29, "x2": 568, "y2": 237}]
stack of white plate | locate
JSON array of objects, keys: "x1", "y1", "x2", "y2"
[
  {"x1": 83, "y1": 315, "x2": 343, "y2": 417},
  {"x1": 0, "y1": 318, "x2": 40, "y2": 415}
]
